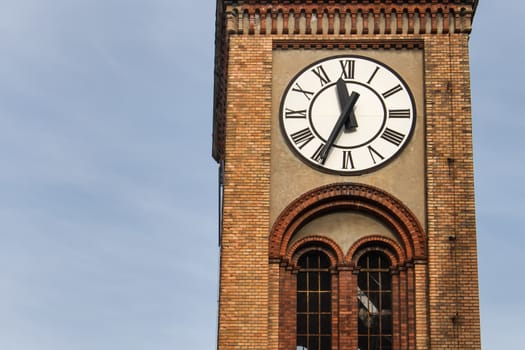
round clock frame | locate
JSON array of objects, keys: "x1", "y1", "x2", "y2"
[{"x1": 279, "y1": 55, "x2": 417, "y2": 175}]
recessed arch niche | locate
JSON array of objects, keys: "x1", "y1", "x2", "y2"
[{"x1": 268, "y1": 182, "x2": 428, "y2": 350}]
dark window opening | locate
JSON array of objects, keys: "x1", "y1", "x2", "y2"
[
  {"x1": 357, "y1": 251, "x2": 392, "y2": 350},
  {"x1": 297, "y1": 251, "x2": 331, "y2": 350}
]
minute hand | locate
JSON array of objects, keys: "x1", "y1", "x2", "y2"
[{"x1": 318, "y1": 91, "x2": 360, "y2": 164}]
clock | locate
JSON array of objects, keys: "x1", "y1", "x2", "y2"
[{"x1": 280, "y1": 55, "x2": 416, "y2": 175}]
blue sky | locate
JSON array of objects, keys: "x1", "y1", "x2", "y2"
[
  {"x1": 0, "y1": 1, "x2": 521, "y2": 349},
  {"x1": 471, "y1": 1, "x2": 525, "y2": 348}
]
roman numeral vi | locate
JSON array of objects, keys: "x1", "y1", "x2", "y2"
[{"x1": 342, "y1": 150, "x2": 355, "y2": 169}]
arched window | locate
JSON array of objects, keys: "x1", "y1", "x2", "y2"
[
  {"x1": 357, "y1": 251, "x2": 393, "y2": 350},
  {"x1": 296, "y1": 250, "x2": 331, "y2": 350}
]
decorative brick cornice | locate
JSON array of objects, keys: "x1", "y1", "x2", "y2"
[
  {"x1": 269, "y1": 182, "x2": 427, "y2": 262},
  {"x1": 221, "y1": 0, "x2": 476, "y2": 36}
]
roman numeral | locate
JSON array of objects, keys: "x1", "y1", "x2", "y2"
[
  {"x1": 368, "y1": 145, "x2": 385, "y2": 164},
  {"x1": 311, "y1": 65, "x2": 331, "y2": 86},
  {"x1": 388, "y1": 109, "x2": 411, "y2": 118},
  {"x1": 342, "y1": 150, "x2": 355, "y2": 169},
  {"x1": 292, "y1": 83, "x2": 315, "y2": 101},
  {"x1": 285, "y1": 108, "x2": 307, "y2": 119},
  {"x1": 290, "y1": 128, "x2": 315, "y2": 149},
  {"x1": 382, "y1": 84, "x2": 403, "y2": 99},
  {"x1": 339, "y1": 59, "x2": 355, "y2": 80},
  {"x1": 311, "y1": 143, "x2": 325, "y2": 163},
  {"x1": 381, "y1": 128, "x2": 405, "y2": 146},
  {"x1": 367, "y1": 66, "x2": 380, "y2": 84}
]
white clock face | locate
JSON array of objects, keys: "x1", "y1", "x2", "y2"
[{"x1": 280, "y1": 55, "x2": 416, "y2": 175}]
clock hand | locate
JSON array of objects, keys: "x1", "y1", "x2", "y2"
[
  {"x1": 318, "y1": 91, "x2": 360, "y2": 164},
  {"x1": 336, "y1": 78, "x2": 358, "y2": 130}
]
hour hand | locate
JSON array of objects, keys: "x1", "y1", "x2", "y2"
[{"x1": 336, "y1": 78, "x2": 358, "y2": 130}]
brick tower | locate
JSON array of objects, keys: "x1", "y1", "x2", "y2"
[{"x1": 212, "y1": 1, "x2": 481, "y2": 349}]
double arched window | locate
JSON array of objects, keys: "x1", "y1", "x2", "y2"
[{"x1": 294, "y1": 248, "x2": 394, "y2": 350}]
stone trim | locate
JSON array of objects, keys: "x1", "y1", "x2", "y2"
[{"x1": 273, "y1": 38, "x2": 423, "y2": 49}]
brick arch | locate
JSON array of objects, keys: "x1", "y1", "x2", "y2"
[
  {"x1": 269, "y1": 182, "x2": 426, "y2": 262},
  {"x1": 347, "y1": 235, "x2": 406, "y2": 267},
  {"x1": 287, "y1": 235, "x2": 345, "y2": 269}
]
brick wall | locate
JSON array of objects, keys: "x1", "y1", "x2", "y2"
[
  {"x1": 425, "y1": 34, "x2": 481, "y2": 349},
  {"x1": 217, "y1": 36, "x2": 273, "y2": 349}
]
